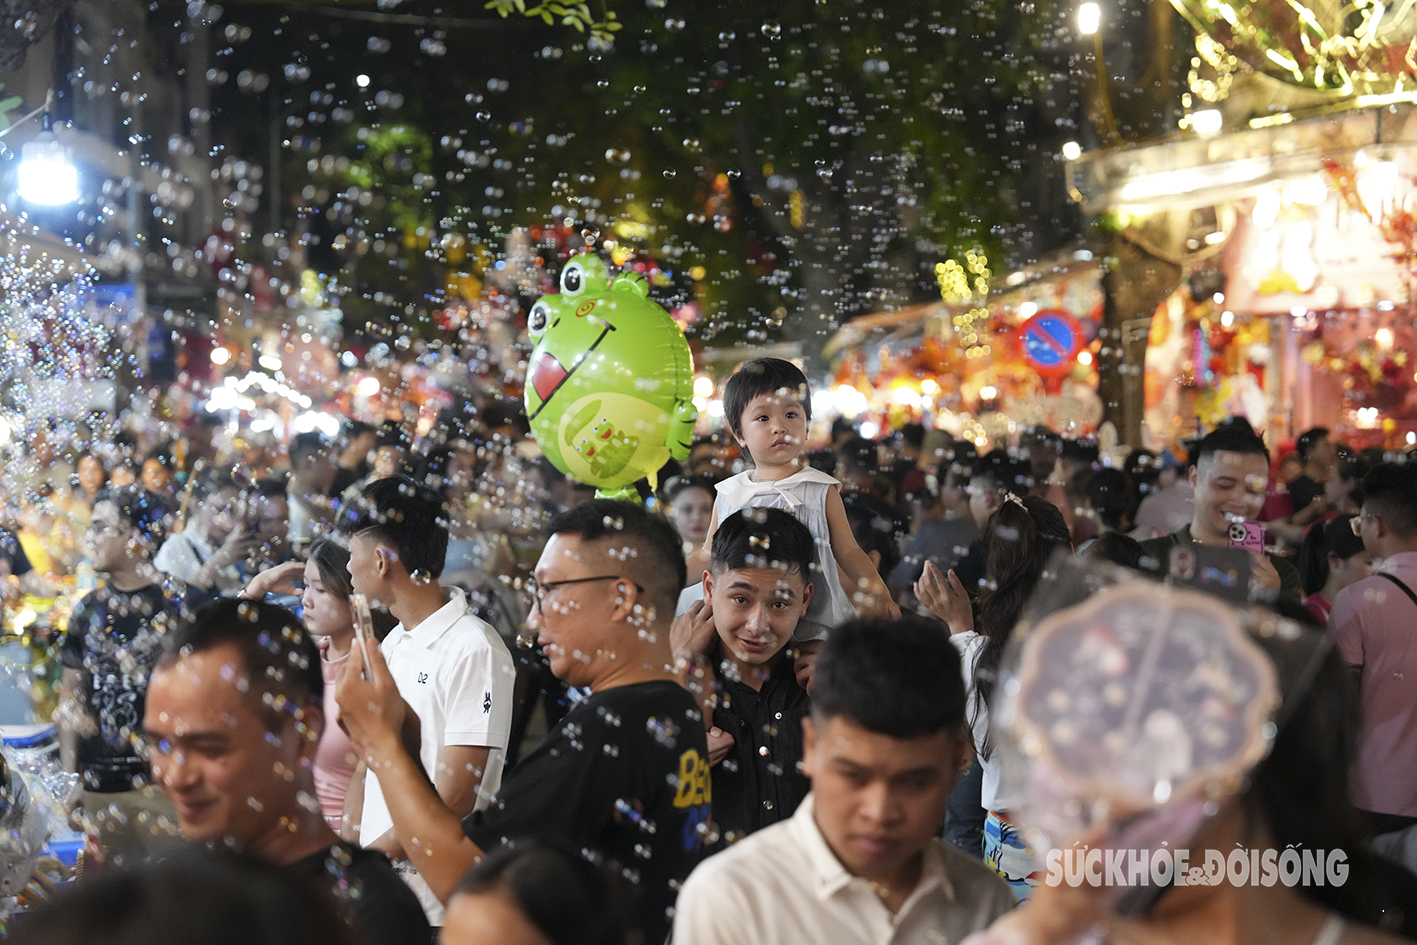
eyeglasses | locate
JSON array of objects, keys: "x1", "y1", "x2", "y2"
[
  {"x1": 1350, "y1": 513, "x2": 1372, "y2": 536},
  {"x1": 527, "y1": 575, "x2": 644, "y2": 612},
  {"x1": 86, "y1": 521, "x2": 121, "y2": 536}
]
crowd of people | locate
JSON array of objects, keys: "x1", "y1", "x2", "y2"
[{"x1": 1, "y1": 356, "x2": 1416, "y2": 945}]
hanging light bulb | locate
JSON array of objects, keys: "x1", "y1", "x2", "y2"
[{"x1": 17, "y1": 113, "x2": 79, "y2": 206}]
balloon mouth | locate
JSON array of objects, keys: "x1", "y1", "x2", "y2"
[
  {"x1": 530, "y1": 350, "x2": 568, "y2": 404},
  {"x1": 527, "y1": 322, "x2": 616, "y2": 420}
]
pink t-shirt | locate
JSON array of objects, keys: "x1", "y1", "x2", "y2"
[
  {"x1": 315, "y1": 648, "x2": 360, "y2": 831},
  {"x1": 1329, "y1": 551, "x2": 1417, "y2": 817}
]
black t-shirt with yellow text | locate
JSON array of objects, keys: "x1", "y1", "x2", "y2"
[{"x1": 464, "y1": 680, "x2": 711, "y2": 945}]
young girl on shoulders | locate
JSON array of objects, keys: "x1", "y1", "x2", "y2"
[{"x1": 685, "y1": 358, "x2": 897, "y2": 626}]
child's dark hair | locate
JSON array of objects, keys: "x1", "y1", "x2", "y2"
[
  {"x1": 452, "y1": 839, "x2": 630, "y2": 945},
  {"x1": 813, "y1": 615, "x2": 965, "y2": 739},
  {"x1": 341, "y1": 475, "x2": 450, "y2": 580},
  {"x1": 1298, "y1": 516, "x2": 1367, "y2": 595},
  {"x1": 722, "y1": 358, "x2": 811, "y2": 438},
  {"x1": 710, "y1": 508, "x2": 815, "y2": 580}
]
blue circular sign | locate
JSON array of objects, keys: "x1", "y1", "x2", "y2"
[{"x1": 1021, "y1": 310, "x2": 1083, "y2": 377}]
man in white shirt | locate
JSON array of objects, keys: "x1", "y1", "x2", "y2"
[
  {"x1": 341, "y1": 476, "x2": 515, "y2": 927},
  {"x1": 674, "y1": 615, "x2": 1014, "y2": 945}
]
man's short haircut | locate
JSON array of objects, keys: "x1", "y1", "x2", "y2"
[
  {"x1": 95, "y1": 485, "x2": 170, "y2": 550},
  {"x1": 710, "y1": 508, "x2": 814, "y2": 581},
  {"x1": 1196, "y1": 422, "x2": 1270, "y2": 467},
  {"x1": 1361, "y1": 462, "x2": 1417, "y2": 539},
  {"x1": 971, "y1": 449, "x2": 1033, "y2": 496},
  {"x1": 721, "y1": 357, "x2": 811, "y2": 438},
  {"x1": 158, "y1": 599, "x2": 323, "y2": 729},
  {"x1": 545, "y1": 499, "x2": 686, "y2": 608},
  {"x1": 341, "y1": 475, "x2": 449, "y2": 579},
  {"x1": 288, "y1": 431, "x2": 330, "y2": 466},
  {"x1": 813, "y1": 615, "x2": 965, "y2": 739},
  {"x1": 1295, "y1": 427, "x2": 1330, "y2": 460},
  {"x1": 250, "y1": 477, "x2": 289, "y2": 502}
]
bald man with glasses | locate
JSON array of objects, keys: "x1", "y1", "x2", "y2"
[{"x1": 337, "y1": 499, "x2": 712, "y2": 945}]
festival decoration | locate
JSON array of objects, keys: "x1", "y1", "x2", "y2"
[
  {"x1": 936, "y1": 252, "x2": 993, "y2": 360},
  {"x1": 1169, "y1": 0, "x2": 1417, "y2": 96},
  {"x1": 523, "y1": 254, "x2": 697, "y2": 501}
]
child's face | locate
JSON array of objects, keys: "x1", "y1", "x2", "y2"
[{"x1": 736, "y1": 391, "x2": 808, "y2": 467}]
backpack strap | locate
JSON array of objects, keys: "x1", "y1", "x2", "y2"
[{"x1": 1376, "y1": 572, "x2": 1417, "y2": 610}]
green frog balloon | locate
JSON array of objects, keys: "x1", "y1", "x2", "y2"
[{"x1": 524, "y1": 254, "x2": 697, "y2": 501}]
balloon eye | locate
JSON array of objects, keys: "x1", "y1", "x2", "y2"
[
  {"x1": 562, "y1": 264, "x2": 584, "y2": 294},
  {"x1": 528, "y1": 303, "x2": 550, "y2": 334}
]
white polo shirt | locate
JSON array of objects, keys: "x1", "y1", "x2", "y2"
[
  {"x1": 674, "y1": 794, "x2": 1014, "y2": 945},
  {"x1": 360, "y1": 587, "x2": 515, "y2": 854}
]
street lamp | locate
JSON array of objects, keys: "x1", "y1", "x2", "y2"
[
  {"x1": 0, "y1": 91, "x2": 80, "y2": 206},
  {"x1": 1077, "y1": 2, "x2": 1118, "y2": 144},
  {"x1": 16, "y1": 113, "x2": 79, "y2": 206},
  {"x1": 1078, "y1": 2, "x2": 1101, "y2": 35}
]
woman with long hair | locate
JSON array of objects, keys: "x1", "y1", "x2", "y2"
[
  {"x1": 1298, "y1": 515, "x2": 1374, "y2": 626},
  {"x1": 241, "y1": 538, "x2": 393, "y2": 831},
  {"x1": 915, "y1": 492, "x2": 1071, "y2": 901}
]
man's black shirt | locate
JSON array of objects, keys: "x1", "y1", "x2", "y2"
[
  {"x1": 464, "y1": 680, "x2": 711, "y2": 945},
  {"x1": 1287, "y1": 474, "x2": 1323, "y2": 516},
  {"x1": 60, "y1": 582, "x2": 193, "y2": 792},
  {"x1": 293, "y1": 842, "x2": 430, "y2": 945},
  {"x1": 709, "y1": 649, "x2": 811, "y2": 842}
]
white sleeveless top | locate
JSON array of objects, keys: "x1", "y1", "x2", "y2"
[{"x1": 712, "y1": 466, "x2": 857, "y2": 633}]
